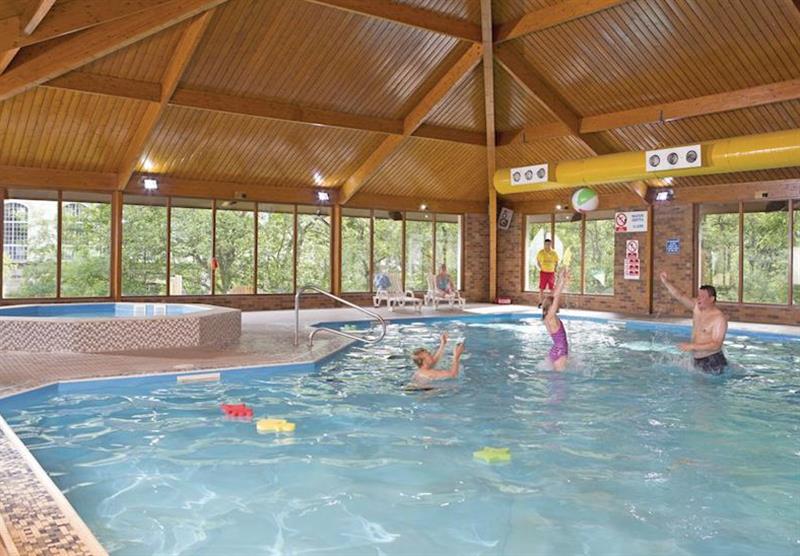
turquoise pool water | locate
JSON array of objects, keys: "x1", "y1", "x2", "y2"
[
  {"x1": 0, "y1": 303, "x2": 209, "y2": 318},
  {"x1": 1, "y1": 317, "x2": 798, "y2": 555}
]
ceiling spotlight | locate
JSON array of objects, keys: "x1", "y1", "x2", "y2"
[
  {"x1": 555, "y1": 204, "x2": 562, "y2": 210},
  {"x1": 654, "y1": 188, "x2": 674, "y2": 202},
  {"x1": 648, "y1": 154, "x2": 660, "y2": 167},
  {"x1": 313, "y1": 172, "x2": 324, "y2": 186},
  {"x1": 316, "y1": 190, "x2": 330, "y2": 203},
  {"x1": 143, "y1": 178, "x2": 158, "y2": 191},
  {"x1": 419, "y1": 203, "x2": 428, "y2": 211},
  {"x1": 141, "y1": 157, "x2": 156, "y2": 172},
  {"x1": 667, "y1": 152, "x2": 679, "y2": 165}
]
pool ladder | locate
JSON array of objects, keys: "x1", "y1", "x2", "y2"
[{"x1": 294, "y1": 285, "x2": 387, "y2": 348}]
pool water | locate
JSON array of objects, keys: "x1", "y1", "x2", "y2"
[
  {"x1": 0, "y1": 303, "x2": 208, "y2": 318},
  {"x1": 1, "y1": 317, "x2": 798, "y2": 555}
]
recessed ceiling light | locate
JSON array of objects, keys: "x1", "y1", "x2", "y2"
[
  {"x1": 141, "y1": 158, "x2": 156, "y2": 172},
  {"x1": 419, "y1": 203, "x2": 428, "y2": 211},
  {"x1": 313, "y1": 172, "x2": 324, "y2": 186}
]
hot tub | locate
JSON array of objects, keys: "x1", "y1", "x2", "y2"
[{"x1": 0, "y1": 303, "x2": 241, "y2": 352}]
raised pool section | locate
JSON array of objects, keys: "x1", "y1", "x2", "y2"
[{"x1": 0, "y1": 303, "x2": 241, "y2": 352}]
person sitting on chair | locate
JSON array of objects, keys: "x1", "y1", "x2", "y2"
[
  {"x1": 373, "y1": 270, "x2": 391, "y2": 291},
  {"x1": 435, "y1": 264, "x2": 455, "y2": 295}
]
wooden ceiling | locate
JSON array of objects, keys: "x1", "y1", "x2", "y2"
[{"x1": 0, "y1": 0, "x2": 798, "y2": 208}]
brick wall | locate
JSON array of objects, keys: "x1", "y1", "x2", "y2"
[{"x1": 464, "y1": 213, "x2": 489, "y2": 302}]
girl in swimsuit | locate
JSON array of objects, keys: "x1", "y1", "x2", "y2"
[{"x1": 541, "y1": 271, "x2": 569, "y2": 371}]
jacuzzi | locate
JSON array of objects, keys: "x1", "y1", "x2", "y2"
[{"x1": 0, "y1": 303, "x2": 241, "y2": 352}]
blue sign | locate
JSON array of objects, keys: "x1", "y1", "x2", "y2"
[{"x1": 666, "y1": 238, "x2": 680, "y2": 254}]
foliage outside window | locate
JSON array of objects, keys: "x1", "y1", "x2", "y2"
[
  {"x1": 296, "y1": 206, "x2": 330, "y2": 290},
  {"x1": 2, "y1": 197, "x2": 58, "y2": 298},
  {"x1": 373, "y1": 210, "x2": 403, "y2": 289},
  {"x1": 170, "y1": 199, "x2": 212, "y2": 296},
  {"x1": 699, "y1": 204, "x2": 739, "y2": 302},
  {"x1": 61, "y1": 195, "x2": 111, "y2": 298},
  {"x1": 257, "y1": 204, "x2": 294, "y2": 294},
  {"x1": 122, "y1": 197, "x2": 167, "y2": 296},
  {"x1": 795, "y1": 206, "x2": 800, "y2": 305},
  {"x1": 524, "y1": 215, "x2": 550, "y2": 292},
  {"x1": 584, "y1": 212, "x2": 614, "y2": 295},
  {"x1": 742, "y1": 201, "x2": 788, "y2": 304},
  {"x1": 405, "y1": 212, "x2": 433, "y2": 291},
  {"x1": 435, "y1": 214, "x2": 461, "y2": 290},
  {"x1": 215, "y1": 201, "x2": 255, "y2": 295},
  {"x1": 341, "y1": 209, "x2": 371, "y2": 293},
  {"x1": 554, "y1": 215, "x2": 582, "y2": 293}
]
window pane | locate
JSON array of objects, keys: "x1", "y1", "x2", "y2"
[
  {"x1": 215, "y1": 203, "x2": 255, "y2": 295},
  {"x1": 699, "y1": 204, "x2": 739, "y2": 302},
  {"x1": 435, "y1": 215, "x2": 461, "y2": 290},
  {"x1": 373, "y1": 211, "x2": 402, "y2": 288},
  {"x1": 297, "y1": 207, "x2": 330, "y2": 290},
  {"x1": 257, "y1": 205, "x2": 294, "y2": 294},
  {"x1": 795, "y1": 205, "x2": 800, "y2": 305},
  {"x1": 743, "y1": 201, "x2": 788, "y2": 304},
  {"x1": 405, "y1": 212, "x2": 433, "y2": 291},
  {"x1": 170, "y1": 200, "x2": 212, "y2": 296},
  {"x1": 524, "y1": 215, "x2": 550, "y2": 292},
  {"x1": 342, "y1": 215, "x2": 371, "y2": 292},
  {"x1": 3, "y1": 199, "x2": 57, "y2": 298},
  {"x1": 584, "y1": 216, "x2": 614, "y2": 295},
  {"x1": 61, "y1": 201, "x2": 111, "y2": 297},
  {"x1": 122, "y1": 200, "x2": 167, "y2": 296},
  {"x1": 554, "y1": 216, "x2": 582, "y2": 293}
]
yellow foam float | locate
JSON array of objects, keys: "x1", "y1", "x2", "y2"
[
  {"x1": 256, "y1": 418, "x2": 296, "y2": 433},
  {"x1": 473, "y1": 447, "x2": 511, "y2": 464}
]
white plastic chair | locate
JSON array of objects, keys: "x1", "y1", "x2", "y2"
[
  {"x1": 373, "y1": 272, "x2": 422, "y2": 312},
  {"x1": 425, "y1": 274, "x2": 465, "y2": 310}
]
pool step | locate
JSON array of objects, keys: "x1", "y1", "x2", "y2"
[{"x1": 176, "y1": 372, "x2": 220, "y2": 384}]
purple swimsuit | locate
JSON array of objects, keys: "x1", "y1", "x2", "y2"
[{"x1": 548, "y1": 320, "x2": 569, "y2": 362}]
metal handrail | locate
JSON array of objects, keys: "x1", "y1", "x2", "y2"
[{"x1": 294, "y1": 285, "x2": 387, "y2": 347}]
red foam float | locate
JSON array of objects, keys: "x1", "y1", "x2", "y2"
[{"x1": 221, "y1": 403, "x2": 253, "y2": 418}]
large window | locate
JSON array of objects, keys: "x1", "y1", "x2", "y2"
[
  {"x1": 257, "y1": 204, "x2": 294, "y2": 294},
  {"x1": 405, "y1": 212, "x2": 433, "y2": 291},
  {"x1": 699, "y1": 204, "x2": 739, "y2": 302},
  {"x1": 341, "y1": 208, "x2": 371, "y2": 293},
  {"x1": 296, "y1": 206, "x2": 331, "y2": 290},
  {"x1": 2, "y1": 195, "x2": 58, "y2": 298},
  {"x1": 524, "y1": 215, "x2": 550, "y2": 292},
  {"x1": 373, "y1": 210, "x2": 403, "y2": 289},
  {"x1": 215, "y1": 201, "x2": 255, "y2": 295},
  {"x1": 584, "y1": 212, "x2": 614, "y2": 295},
  {"x1": 170, "y1": 198, "x2": 212, "y2": 296},
  {"x1": 435, "y1": 214, "x2": 461, "y2": 290},
  {"x1": 61, "y1": 193, "x2": 111, "y2": 298},
  {"x1": 743, "y1": 201, "x2": 789, "y2": 305},
  {"x1": 122, "y1": 196, "x2": 167, "y2": 296},
  {"x1": 554, "y1": 215, "x2": 582, "y2": 293},
  {"x1": 795, "y1": 205, "x2": 800, "y2": 305}
]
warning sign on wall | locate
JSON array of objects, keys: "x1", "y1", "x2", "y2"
[
  {"x1": 614, "y1": 211, "x2": 648, "y2": 233},
  {"x1": 624, "y1": 239, "x2": 640, "y2": 280}
]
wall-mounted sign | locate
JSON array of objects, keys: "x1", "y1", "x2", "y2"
[
  {"x1": 624, "y1": 239, "x2": 640, "y2": 280},
  {"x1": 665, "y1": 238, "x2": 680, "y2": 254},
  {"x1": 614, "y1": 211, "x2": 648, "y2": 233}
]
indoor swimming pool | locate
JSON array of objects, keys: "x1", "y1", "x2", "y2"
[{"x1": 1, "y1": 316, "x2": 798, "y2": 555}]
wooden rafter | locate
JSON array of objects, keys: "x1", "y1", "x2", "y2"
[
  {"x1": 494, "y1": 0, "x2": 628, "y2": 44},
  {"x1": 117, "y1": 10, "x2": 215, "y2": 189},
  {"x1": 0, "y1": 0, "x2": 56, "y2": 74},
  {"x1": 500, "y1": 78, "x2": 800, "y2": 144},
  {"x1": 494, "y1": 45, "x2": 613, "y2": 155},
  {"x1": 41, "y1": 72, "x2": 486, "y2": 146},
  {"x1": 339, "y1": 43, "x2": 484, "y2": 204},
  {"x1": 303, "y1": 0, "x2": 481, "y2": 43},
  {"x1": 0, "y1": 0, "x2": 175, "y2": 52},
  {"x1": 0, "y1": 0, "x2": 227, "y2": 103}
]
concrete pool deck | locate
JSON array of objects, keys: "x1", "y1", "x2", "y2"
[{"x1": 0, "y1": 303, "x2": 798, "y2": 555}]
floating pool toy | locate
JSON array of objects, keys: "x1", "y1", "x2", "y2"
[
  {"x1": 473, "y1": 447, "x2": 511, "y2": 464},
  {"x1": 221, "y1": 403, "x2": 253, "y2": 418},
  {"x1": 256, "y1": 418, "x2": 296, "y2": 433}
]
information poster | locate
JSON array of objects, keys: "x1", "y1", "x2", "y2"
[{"x1": 624, "y1": 239, "x2": 640, "y2": 280}]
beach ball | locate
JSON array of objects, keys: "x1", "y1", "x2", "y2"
[{"x1": 571, "y1": 188, "x2": 599, "y2": 213}]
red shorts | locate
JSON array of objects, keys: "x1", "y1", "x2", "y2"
[{"x1": 539, "y1": 271, "x2": 555, "y2": 290}]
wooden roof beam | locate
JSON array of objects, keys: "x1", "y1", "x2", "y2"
[
  {"x1": 303, "y1": 0, "x2": 481, "y2": 43},
  {"x1": 501, "y1": 77, "x2": 800, "y2": 144},
  {"x1": 0, "y1": 0, "x2": 57, "y2": 74},
  {"x1": 0, "y1": 0, "x2": 227, "y2": 103},
  {"x1": 347, "y1": 192, "x2": 486, "y2": 214},
  {"x1": 494, "y1": 45, "x2": 613, "y2": 155},
  {"x1": 117, "y1": 10, "x2": 215, "y2": 189},
  {"x1": 494, "y1": 0, "x2": 629, "y2": 44},
  {"x1": 339, "y1": 43, "x2": 484, "y2": 204}
]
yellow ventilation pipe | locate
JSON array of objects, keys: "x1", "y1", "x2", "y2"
[{"x1": 493, "y1": 128, "x2": 800, "y2": 195}]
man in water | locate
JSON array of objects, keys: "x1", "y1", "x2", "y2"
[
  {"x1": 659, "y1": 272, "x2": 729, "y2": 374},
  {"x1": 408, "y1": 332, "x2": 465, "y2": 387}
]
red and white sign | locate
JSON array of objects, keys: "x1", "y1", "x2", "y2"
[
  {"x1": 624, "y1": 239, "x2": 640, "y2": 280},
  {"x1": 615, "y1": 211, "x2": 648, "y2": 233}
]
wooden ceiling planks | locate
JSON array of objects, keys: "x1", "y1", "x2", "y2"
[
  {"x1": 497, "y1": 135, "x2": 596, "y2": 169},
  {"x1": 0, "y1": 87, "x2": 149, "y2": 172},
  {"x1": 493, "y1": 63, "x2": 559, "y2": 131},
  {"x1": 359, "y1": 137, "x2": 488, "y2": 201},
  {"x1": 138, "y1": 105, "x2": 387, "y2": 187},
  {"x1": 422, "y1": 65, "x2": 485, "y2": 132},
  {"x1": 398, "y1": 0, "x2": 482, "y2": 25}
]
